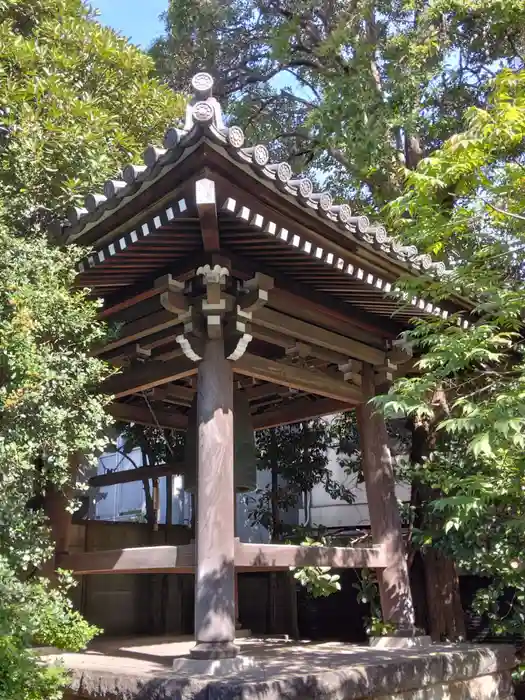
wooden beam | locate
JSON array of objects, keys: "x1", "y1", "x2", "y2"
[
  {"x1": 148, "y1": 383, "x2": 194, "y2": 405},
  {"x1": 253, "y1": 397, "x2": 348, "y2": 430},
  {"x1": 89, "y1": 462, "x2": 184, "y2": 488},
  {"x1": 251, "y1": 327, "x2": 350, "y2": 366},
  {"x1": 196, "y1": 177, "x2": 219, "y2": 252},
  {"x1": 58, "y1": 544, "x2": 195, "y2": 575},
  {"x1": 270, "y1": 288, "x2": 396, "y2": 343},
  {"x1": 252, "y1": 307, "x2": 385, "y2": 366},
  {"x1": 107, "y1": 401, "x2": 188, "y2": 430},
  {"x1": 235, "y1": 542, "x2": 386, "y2": 569},
  {"x1": 245, "y1": 382, "x2": 291, "y2": 402},
  {"x1": 58, "y1": 541, "x2": 387, "y2": 575},
  {"x1": 95, "y1": 309, "x2": 181, "y2": 356},
  {"x1": 99, "y1": 329, "x2": 183, "y2": 365},
  {"x1": 234, "y1": 353, "x2": 361, "y2": 404},
  {"x1": 99, "y1": 284, "x2": 165, "y2": 320},
  {"x1": 102, "y1": 357, "x2": 198, "y2": 398}
]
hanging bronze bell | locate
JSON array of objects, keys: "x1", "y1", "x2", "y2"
[{"x1": 183, "y1": 389, "x2": 257, "y2": 493}]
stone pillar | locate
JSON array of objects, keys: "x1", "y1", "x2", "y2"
[
  {"x1": 191, "y1": 336, "x2": 238, "y2": 659},
  {"x1": 356, "y1": 362, "x2": 415, "y2": 633}
]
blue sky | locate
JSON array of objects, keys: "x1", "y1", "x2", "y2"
[{"x1": 90, "y1": 1, "x2": 167, "y2": 48}]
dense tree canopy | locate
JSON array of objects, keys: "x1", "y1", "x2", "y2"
[
  {"x1": 151, "y1": 0, "x2": 525, "y2": 207},
  {"x1": 378, "y1": 68, "x2": 525, "y2": 638},
  {"x1": 252, "y1": 420, "x2": 353, "y2": 537},
  {"x1": 0, "y1": 0, "x2": 183, "y2": 230},
  {"x1": 0, "y1": 1, "x2": 184, "y2": 697}
]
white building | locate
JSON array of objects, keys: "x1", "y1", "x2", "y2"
[
  {"x1": 92, "y1": 423, "x2": 410, "y2": 537},
  {"x1": 300, "y1": 447, "x2": 410, "y2": 529}
]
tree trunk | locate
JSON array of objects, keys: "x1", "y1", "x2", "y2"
[
  {"x1": 142, "y1": 478, "x2": 155, "y2": 526},
  {"x1": 411, "y1": 413, "x2": 466, "y2": 641},
  {"x1": 288, "y1": 571, "x2": 300, "y2": 639},
  {"x1": 423, "y1": 545, "x2": 465, "y2": 641}
]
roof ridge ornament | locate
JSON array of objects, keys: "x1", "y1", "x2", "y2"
[{"x1": 183, "y1": 73, "x2": 226, "y2": 133}]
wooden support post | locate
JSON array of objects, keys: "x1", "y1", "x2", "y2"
[
  {"x1": 356, "y1": 363, "x2": 416, "y2": 634},
  {"x1": 44, "y1": 486, "x2": 73, "y2": 573},
  {"x1": 42, "y1": 454, "x2": 78, "y2": 580},
  {"x1": 191, "y1": 337, "x2": 237, "y2": 659},
  {"x1": 166, "y1": 474, "x2": 173, "y2": 530}
]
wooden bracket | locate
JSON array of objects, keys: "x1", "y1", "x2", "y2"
[
  {"x1": 160, "y1": 289, "x2": 188, "y2": 315},
  {"x1": 154, "y1": 273, "x2": 185, "y2": 292},
  {"x1": 375, "y1": 358, "x2": 398, "y2": 384},
  {"x1": 226, "y1": 306, "x2": 253, "y2": 361},
  {"x1": 134, "y1": 344, "x2": 152, "y2": 362},
  {"x1": 286, "y1": 342, "x2": 311, "y2": 359},
  {"x1": 338, "y1": 359, "x2": 363, "y2": 386},
  {"x1": 387, "y1": 338, "x2": 413, "y2": 364},
  {"x1": 175, "y1": 308, "x2": 205, "y2": 361},
  {"x1": 240, "y1": 272, "x2": 274, "y2": 312}
]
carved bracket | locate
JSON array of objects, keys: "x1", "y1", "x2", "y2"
[{"x1": 160, "y1": 264, "x2": 274, "y2": 363}]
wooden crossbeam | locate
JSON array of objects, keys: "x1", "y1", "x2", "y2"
[
  {"x1": 107, "y1": 401, "x2": 188, "y2": 430},
  {"x1": 95, "y1": 309, "x2": 181, "y2": 356},
  {"x1": 58, "y1": 542, "x2": 386, "y2": 575},
  {"x1": 220, "y1": 246, "x2": 401, "y2": 339},
  {"x1": 252, "y1": 307, "x2": 385, "y2": 366},
  {"x1": 102, "y1": 357, "x2": 198, "y2": 398},
  {"x1": 58, "y1": 544, "x2": 195, "y2": 575},
  {"x1": 89, "y1": 462, "x2": 184, "y2": 487},
  {"x1": 245, "y1": 382, "x2": 291, "y2": 402},
  {"x1": 234, "y1": 353, "x2": 361, "y2": 404},
  {"x1": 108, "y1": 396, "x2": 347, "y2": 432},
  {"x1": 252, "y1": 397, "x2": 348, "y2": 430},
  {"x1": 235, "y1": 542, "x2": 386, "y2": 569},
  {"x1": 148, "y1": 383, "x2": 194, "y2": 405}
]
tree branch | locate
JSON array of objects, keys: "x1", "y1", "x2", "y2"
[
  {"x1": 481, "y1": 198, "x2": 525, "y2": 222},
  {"x1": 280, "y1": 89, "x2": 317, "y2": 108}
]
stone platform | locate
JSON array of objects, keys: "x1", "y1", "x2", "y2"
[{"x1": 42, "y1": 636, "x2": 516, "y2": 700}]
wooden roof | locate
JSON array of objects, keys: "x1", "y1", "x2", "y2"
[
  {"x1": 50, "y1": 73, "x2": 457, "y2": 321},
  {"x1": 50, "y1": 73, "x2": 468, "y2": 431}
]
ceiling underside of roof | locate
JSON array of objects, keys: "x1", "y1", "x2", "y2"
[{"x1": 77, "y1": 198, "x2": 445, "y2": 325}]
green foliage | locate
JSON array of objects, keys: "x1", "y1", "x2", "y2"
[
  {"x1": 0, "y1": 2, "x2": 185, "y2": 698},
  {"x1": 0, "y1": 227, "x2": 111, "y2": 571},
  {"x1": 0, "y1": 225, "x2": 108, "y2": 700},
  {"x1": 153, "y1": 0, "x2": 525, "y2": 207},
  {"x1": 378, "y1": 67, "x2": 525, "y2": 638},
  {"x1": 0, "y1": 559, "x2": 99, "y2": 700},
  {"x1": 291, "y1": 537, "x2": 341, "y2": 598},
  {"x1": 251, "y1": 420, "x2": 353, "y2": 536},
  {"x1": 353, "y1": 569, "x2": 396, "y2": 637},
  {"x1": 330, "y1": 410, "x2": 411, "y2": 486},
  {"x1": 0, "y1": 0, "x2": 184, "y2": 229},
  {"x1": 251, "y1": 422, "x2": 353, "y2": 598}
]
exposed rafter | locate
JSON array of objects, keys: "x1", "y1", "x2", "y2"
[{"x1": 195, "y1": 177, "x2": 219, "y2": 251}]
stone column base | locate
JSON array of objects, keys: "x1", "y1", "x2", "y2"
[
  {"x1": 172, "y1": 654, "x2": 264, "y2": 677},
  {"x1": 370, "y1": 635, "x2": 433, "y2": 649}
]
